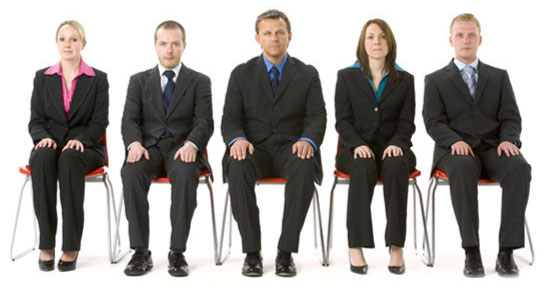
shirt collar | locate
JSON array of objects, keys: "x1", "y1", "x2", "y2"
[
  {"x1": 158, "y1": 62, "x2": 183, "y2": 79},
  {"x1": 263, "y1": 54, "x2": 288, "y2": 74},
  {"x1": 454, "y1": 58, "x2": 479, "y2": 72},
  {"x1": 44, "y1": 59, "x2": 95, "y2": 77},
  {"x1": 348, "y1": 62, "x2": 405, "y2": 74}
]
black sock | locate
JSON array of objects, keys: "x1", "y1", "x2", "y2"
[
  {"x1": 247, "y1": 251, "x2": 260, "y2": 258},
  {"x1": 499, "y1": 247, "x2": 513, "y2": 255},
  {"x1": 134, "y1": 246, "x2": 149, "y2": 254},
  {"x1": 464, "y1": 246, "x2": 480, "y2": 255},
  {"x1": 278, "y1": 250, "x2": 291, "y2": 258}
]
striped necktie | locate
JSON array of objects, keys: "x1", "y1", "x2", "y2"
[{"x1": 462, "y1": 66, "x2": 476, "y2": 98}]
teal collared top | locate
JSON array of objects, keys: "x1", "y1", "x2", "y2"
[{"x1": 349, "y1": 62, "x2": 404, "y2": 100}]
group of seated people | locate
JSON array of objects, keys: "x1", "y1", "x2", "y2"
[{"x1": 27, "y1": 10, "x2": 531, "y2": 278}]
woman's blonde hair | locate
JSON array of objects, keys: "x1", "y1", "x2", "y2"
[{"x1": 55, "y1": 20, "x2": 86, "y2": 43}]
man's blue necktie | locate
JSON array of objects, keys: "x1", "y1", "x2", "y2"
[
  {"x1": 271, "y1": 66, "x2": 279, "y2": 96},
  {"x1": 163, "y1": 70, "x2": 176, "y2": 113},
  {"x1": 462, "y1": 66, "x2": 476, "y2": 98}
]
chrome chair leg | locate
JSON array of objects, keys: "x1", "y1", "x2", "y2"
[
  {"x1": 10, "y1": 176, "x2": 37, "y2": 261},
  {"x1": 414, "y1": 179, "x2": 433, "y2": 266},
  {"x1": 205, "y1": 177, "x2": 220, "y2": 265},
  {"x1": 112, "y1": 188, "x2": 131, "y2": 263},
  {"x1": 325, "y1": 177, "x2": 338, "y2": 266},
  {"x1": 217, "y1": 189, "x2": 231, "y2": 265},
  {"x1": 313, "y1": 186, "x2": 327, "y2": 266},
  {"x1": 516, "y1": 218, "x2": 535, "y2": 265}
]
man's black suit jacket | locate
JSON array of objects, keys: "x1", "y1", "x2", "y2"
[
  {"x1": 335, "y1": 66, "x2": 415, "y2": 157},
  {"x1": 121, "y1": 64, "x2": 213, "y2": 173},
  {"x1": 221, "y1": 55, "x2": 327, "y2": 183},
  {"x1": 29, "y1": 68, "x2": 109, "y2": 159},
  {"x1": 423, "y1": 59, "x2": 522, "y2": 169}
]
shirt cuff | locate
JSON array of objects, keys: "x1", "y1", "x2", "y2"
[
  {"x1": 299, "y1": 137, "x2": 317, "y2": 151},
  {"x1": 127, "y1": 141, "x2": 140, "y2": 150},
  {"x1": 228, "y1": 137, "x2": 247, "y2": 147},
  {"x1": 184, "y1": 141, "x2": 198, "y2": 151}
]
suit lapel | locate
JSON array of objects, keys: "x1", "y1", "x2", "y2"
[
  {"x1": 45, "y1": 74, "x2": 67, "y2": 121},
  {"x1": 255, "y1": 57, "x2": 274, "y2": 101},
  {"x1": 473, "y1": 61, "x2": 489, "y2": 104},
  {"x1": 145, "y1": 66, "x2": 166, "y2": 120},
  {"x1": 68, "y1": 75, "x2": 94, "y2": 120},
  {"x1": 273, "y1": 56, "x2": 297, "y2": 104},
  {"x1": 446, "y1": 61, "x2": 474, "y2": 105},
  {"x1": 166, "y1": 65, "x2": 193, "y2": 119},
  {"x1": 378, "y1": 74, "x2": 400, "y2": 104},
  {"x1": 352, "y1": 69, "x2": 378, "y2": 104}
]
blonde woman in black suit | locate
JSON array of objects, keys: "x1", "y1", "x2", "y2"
[{"x1": 29, "y1": 20, "x2": 108, "y2": 272}]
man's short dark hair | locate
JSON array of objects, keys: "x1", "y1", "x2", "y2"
[
  {"x1": 155, "y1": 20, "x2": 186, "y2": 43},
  {"x1": 255, "y1": 9, "x2": 291, "y2": 34}
]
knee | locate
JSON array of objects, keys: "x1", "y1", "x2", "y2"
[
  {"x1": 169, "y1": 161, "x2": 200, "y2": 180},
  {"x1": 58, "y1": 149, "x2": 83, "y2": 170},
  {"x1": 227, "y1": 158, "x2": 254, "y2": 177},
  {"x1": 30, "y1": 147, "x2": 58, "y2": 168},
  {"x1": 289, "y1": 156, "x2": 316, "y2": 174},
  {"x1": 446, "y1": 155, "x2": 480, "y2": 177},
  {"x1": 349, "y1": 157, "x2": 376, "y2": 177},
  {"x1": 507, "y1": 158, "x2": 532, "y2": 180},
  {"x1": 121, "y1": 160, "x2": 146, "y2": 181},
  {"x1": 381, "y1": 156, "x2": 409, "y2": 176}
]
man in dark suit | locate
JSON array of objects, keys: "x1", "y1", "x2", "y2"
[
  {"x1": 423, "y1": 13, "x2": 531, "y2": 278},
  {"x1": 121, "y1": 20, "x2": 213, "y2": 277},
  {"x1": 221, "y1": 9, "x2": 326, "y2": 277}
]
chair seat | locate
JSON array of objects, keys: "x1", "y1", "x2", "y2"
[
  {"x1": 432, "y1": 169, "x2": 497, "y2": 184},
  {"x1": 20, "y1": 165, "x2": 106, "y2": 177},
  {"x1": 334, "y1": 169, "x2": 421, "y2": 182},
  {"x1": 152, "y1": 169, "x2": 212, "y2": 182},
  {"x1": 257, "y1": 177, "x2": 287, "y2": 183}
]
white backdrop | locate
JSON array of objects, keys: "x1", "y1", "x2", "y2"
[{"x1": 0, "y1": 0, "x2": 543, "y2": 289}]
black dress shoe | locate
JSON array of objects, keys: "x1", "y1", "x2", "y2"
[
  {"x1": 242, "y1": 252, "x2": 263, "y2": 277},
  {"x1": 275, "y1": 251, "x2": 296, "y2": 277},
  {"x1": 388, "y1": 265, "x2": 406, "y2": 275},
  {"x1": 168, "y1": 251, "x2": 189, "y2": 277},
  {"x1": 38, "y1": 258, "x2": 55, "y2": 272},
  {"x1": 58, "y1": 253, "x2": 78, "y2": 272},
  {"x1": 496, "y1": 250, "x2": 519, "y2": 277},
  {"x1": 388, "y1": 247, "x2": 405, "y2": 275},
  {"x1": 350, "y1": 264, "x2": 368, "y2": 275},
  {"x1": 124, "y1": 250, "x2": 153, "y2": 276},
  {"x1": 464, "y1": 250, "x2": 485, "y2": 278}
]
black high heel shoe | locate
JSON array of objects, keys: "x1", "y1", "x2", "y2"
[
  {"x1": 58, "y1": 252, "x2": 79, "y2": 272},
  {"x1": 38, "y1": 250, "x2": 55, "y2": 272},
  {"x1": 388, "y1": 247, "x2": 405, "y2": 275},
  {"x1": 349, "y1": 250, "x2": 368, "y2": 275}
]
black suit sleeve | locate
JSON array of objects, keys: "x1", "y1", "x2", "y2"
[
  {"x1": 121, "y1": 75, "x2": 144, "y2": 149},
  {"x1": 28, "y1": 73, "x2": 52, "y2": 144},
  {"x1": 335, "y1": 71, "x2": 367, "y2": 149},
  {"x1": 221, "y1": 69, "x2": 247, "y2": 145},
  {"x1": 388, "y1": 75, "x2": 416, "y2": 149},
  {"x1": 75, "y1": 73, "x2": 109, "y2": 146},
  {"x1": 186, "y1": 75, "x2": 214, "y2": 151},
  {"x1": 497, "y1": 71, "x2": 522, "y2": 146},
  {"x1": 423, "y1": 75, "x2": 464, "y2": 148},
  {"x1": 301, "y1": 67, "x2": 327, "y2": 148}
]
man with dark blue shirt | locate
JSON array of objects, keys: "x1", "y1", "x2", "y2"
[{"x1": 221, "y1": 9, "x2": 326, "y2": 277}]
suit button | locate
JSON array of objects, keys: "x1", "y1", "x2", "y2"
[{"x1": 374, "y1": 107, "x2": 378, "y2": 112}]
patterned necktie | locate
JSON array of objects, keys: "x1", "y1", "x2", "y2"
[
  {"x1": 462, "y1": 66, "x2": 476, "y2": 98},
  {"x1": 271, "y1": 66, "x2": 279, "y2": 96},
  {"x1": 163, "y1": 70, "x2": 176, "y2": 113}
]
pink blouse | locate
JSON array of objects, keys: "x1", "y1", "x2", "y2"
[{"x1": 44, "y1": 59, "x2": 95, "y2": 113}]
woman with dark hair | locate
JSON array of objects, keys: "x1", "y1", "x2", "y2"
[
  {"x1": 334, "y1": 19, "x2": 416, "y2": 275},
  {"x1": 29, "y1": 20, "x2": 109, "y2": 272}
]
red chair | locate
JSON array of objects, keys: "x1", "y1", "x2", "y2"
[
  {"x1": 326, "y1": 168, "x2": 432, "y2": 266},
  {"x1": 112, "y1": 150, "x2": 219, "y2": 264},
  {"x1": 424, "y1": 169, "x2": 535, "y2": 266},
  {"x1": 10, "y1": 135, "x2": 124, "y2": 263},
  {"x1": 217, "y1": 177, "x2": 327, "y2": 266}
]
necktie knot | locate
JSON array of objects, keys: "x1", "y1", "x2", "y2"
[
  {"x1": 271, "y1": 66, "x2": 279, "y2": 78},
  {"x1": 164, "y1": 70, "x2": 175, "y2": 80},
  {"x1": 462, "y1": 66, "x2": 477, "y2": 98}
]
